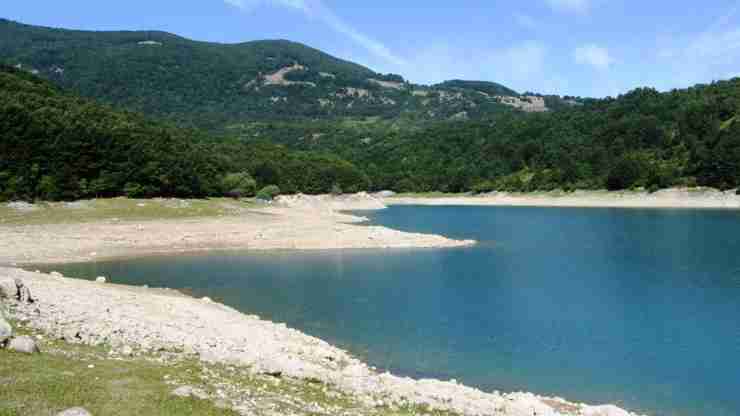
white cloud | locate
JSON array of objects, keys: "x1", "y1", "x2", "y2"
[
  {"x1": 545, "y1": 0, "x2": 590, "y2": 14},
  {"x1": 654, "y1": 4, "x2": 740, "y2": 87},
  {"x1": 574, "y1": 44, "x2": 613, "y2": 70},
  {"x1": 223, "y1": 0, "x2": 407, "y2": 67},
  {"x1": 391, "y1": 40, "x2": 568, "y2": 96}
]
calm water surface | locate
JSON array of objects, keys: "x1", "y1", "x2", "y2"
[{"x1": 43, "y1": 206, "x2": 740, "y2": 416}]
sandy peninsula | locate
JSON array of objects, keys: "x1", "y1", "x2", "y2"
[
  {"x1": 386, "y1": 187, "x2": 740, "y2": 209},
  {"x1": 0, "y1": 193, "x2": 639, "y2": 416},
  {"x1": 0, "y1": 193, "x2": 472, "y2": 266}
]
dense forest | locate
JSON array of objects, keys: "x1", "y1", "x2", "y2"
[{"x1": 0, "y1": 65, "x2": 369, "y2": 201}]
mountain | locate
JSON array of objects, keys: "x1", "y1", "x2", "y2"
[{"x1": 0, "y1": 18, "x2": 571, "y2": 131}]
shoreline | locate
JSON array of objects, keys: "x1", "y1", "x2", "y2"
[
  {"x1": 0, "y1": 194, "x2": 474, "y2": 267},
  {"x1": 0, "y1": 193, "x2": 646, "y2": 415},
  {"x1": 0, "y1": 267, "x2": 637, "y2": 416},
  {"x1": 385, "y1": 187, "x2": 740, "y2": 209}
]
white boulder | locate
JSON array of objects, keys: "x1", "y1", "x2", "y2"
[{"x1": 7, "y1": 335, "x2": 40, "y2": 354}]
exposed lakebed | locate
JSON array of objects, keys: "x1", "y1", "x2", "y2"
[{"x1": 41, "y1": 205, "x2": 740, "y2": 416}]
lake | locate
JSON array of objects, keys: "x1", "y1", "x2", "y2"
[{"x1": 40, "y1": 205, "x2": 740, "y2": 416}]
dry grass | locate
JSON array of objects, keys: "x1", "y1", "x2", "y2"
[{"x1": 0, "y1": 198, "x2": 257, "y2": 226}]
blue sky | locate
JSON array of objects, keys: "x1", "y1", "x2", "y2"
[{"x1": 5, "y1": 0, "x2": 740, "y2": 97}]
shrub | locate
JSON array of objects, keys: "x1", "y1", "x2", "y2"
[
  {"x1": 221, "y1": 172, "x2": 257, "y2": 199},
  {"x1": 256, "y1": 185, "x2": 281, "y2": 201},
  {"x1": 331, "y1": 183, "x2": 343, "y2": 195},
  {"x1": 36, "y1": 175, "x2": 60, "y2": 200},
  {"x1": 123, "y1": 182, "x2": 145, "y2": 198},
  {"x1": 471, "y1": 180, "x2": 496, "y2": 194}
]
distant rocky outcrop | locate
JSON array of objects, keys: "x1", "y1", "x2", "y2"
[{"x1": 495, "y1": 95, "x2": 548, "y2": 112}]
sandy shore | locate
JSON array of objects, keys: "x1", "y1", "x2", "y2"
[
  {"x1": 0, "y1": 193, "x2": 473, "y2": 266},
  {"x1": 386, "y1": 187, "x2": 740, "y2": 209},
  {"x1": 0, "y1": 193, "x2": 639, "y2": 415}
]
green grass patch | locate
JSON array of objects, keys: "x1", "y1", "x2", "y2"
[{"x1": 0, "y1": 347, "x2": 236, "y2": 416}]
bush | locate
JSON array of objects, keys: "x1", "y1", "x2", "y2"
[
  {"x1": 36, "y1": 175, "x2": 59, "y2": 200},
  {"x1": 123, "y1": 182, "x2": 145, "y2": 198},
  {"x1": 256, "y1": 185, "x2": 281, "y2": 201},
  {"x1": 331, "y1": 183, "x2": 343, "y2": 195},
  {"x1": 221, "y1": 172, "x2": 257, "y2": 199},
  {"x1": 471, "y1": 180, "x2": 496, "y2": 194}
]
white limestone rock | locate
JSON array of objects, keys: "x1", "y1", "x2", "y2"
[{"x1": 7, "y1": 335, "x2": 40, "y2": 354}]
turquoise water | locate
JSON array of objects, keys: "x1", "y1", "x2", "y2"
[{"x1": 42, "y1": 206, "x2": 740, "y2": 415}]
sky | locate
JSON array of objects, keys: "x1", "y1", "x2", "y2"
[{"x1": 4, "y1": 0, "x2": 740, "y2": 97}]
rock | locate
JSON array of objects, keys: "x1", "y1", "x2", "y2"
[
  {"x1": 50, "y1": 271, "x2": 64, "y2": 278},
  {"x1": 583, "y1": 404, "x2": 631, "y2": 416},
  {"x1": 0, "y1": 313, "x2": 12, "y2": 346},
  {"x1": 55, "y1": 407, "x2": 92, "y2": 416},
  {"x1": 201, "y1": 297, "x2": 213, "y2": 303},
  {"x1": 95, "y1": 276, "x2": 107, "y2": 283},
  {"x1": 7, "y1": 336, "x2": 40, "y2": 354},
  {"x1": 171, "y1": 385, "x2": 208, "y2": 400},
  {"x1": 14, "y1": 279, "x2": 34, "y2": 303},
  {"x1": 0, "y1": 283, "x2": 11, "y2": 299},
  {"x1": 63, "y1": 328, "x2": 82, "y2": 342},
  {"x1": 376, "y1": 190, "x2": 396, "y2": 198},
  {"x1": 121, "y1": 345, "x2": 133, "y2": 356}
]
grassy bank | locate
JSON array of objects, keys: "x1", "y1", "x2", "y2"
[
  {"x1": 0, "y1": 323, "x2": 237, "y2": 416},
  {"x1": 0, "y1": 321, "x2": 459, "y2": 416},
  {"x1": 0, "y1": 198, "x2": 257, "y2": 226}
]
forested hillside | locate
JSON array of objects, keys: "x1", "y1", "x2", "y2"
[
  {"x1": 237, "y1": 82, "x2": 740, "y2": 193},
  {"x1": 0, "y1": 65, "x2": 369, "y2": 201},
  {"x1": 0, "y1": 19, "x2": 566, "y2": 130}
]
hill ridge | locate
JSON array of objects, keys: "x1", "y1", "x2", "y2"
[{"x1": 0, "y1": 18, "x2": 568, "y2": 129}]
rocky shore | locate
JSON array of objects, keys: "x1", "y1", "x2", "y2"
[{"x1": 1, "y1": 268, "x2": 635, "y2": 416}]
